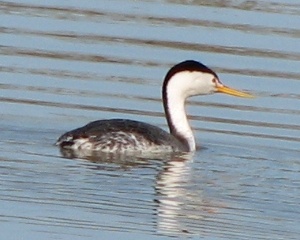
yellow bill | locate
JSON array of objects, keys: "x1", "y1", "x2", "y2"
[{"x1": 216, "y1": 85, "x2": 254, "y2": 98}]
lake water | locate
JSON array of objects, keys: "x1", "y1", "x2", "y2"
[{"x1": 1, "y1": 0, "x2": 299, "y2": 239}]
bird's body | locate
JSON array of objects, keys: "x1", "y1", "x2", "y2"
[
  {"x1": 56, "y1": 60, "x2": 252, "y2": 154},
  {"x1": 56, "y1": 119, "x2": 187, "y2": 152}
]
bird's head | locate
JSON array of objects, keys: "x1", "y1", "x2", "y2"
[{"x1": 164, "y1": 60, "x2": 253, "y2": 99}]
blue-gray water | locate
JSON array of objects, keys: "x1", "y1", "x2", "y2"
[{"x1": 0, "y1": 0, "x2": 299, "y2": 239}]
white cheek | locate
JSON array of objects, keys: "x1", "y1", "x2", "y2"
[
  {"x1": 167, "y1": 71, "x2": 215, "y2": 97},
  {"x1": 192, "y1": 80, "x2": 214, "y2": 95}
]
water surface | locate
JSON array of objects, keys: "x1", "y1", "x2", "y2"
[{"x1": 0, "y1": 0, "x2": 299, "y2": 239}]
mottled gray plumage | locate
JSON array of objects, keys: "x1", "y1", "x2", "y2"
[{"x1": 56, "y1": 119, "x2": 188, "y2": 152}]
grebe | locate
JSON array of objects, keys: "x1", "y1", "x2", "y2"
[{"x1": 56, "y1": 60, "x2": 252, "y2": 153}]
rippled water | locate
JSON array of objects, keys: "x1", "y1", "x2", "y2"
[{"x1": 1, "y1": 0, "x2": 299, "y2": 239}]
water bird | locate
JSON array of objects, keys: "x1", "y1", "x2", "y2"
[{"x1": 56, "y1": 60, "x2": 252, "y2": 153}]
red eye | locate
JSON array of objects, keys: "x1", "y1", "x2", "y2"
[{"x1": 213, "y1": 78, "x2": 222, "y2": 85}]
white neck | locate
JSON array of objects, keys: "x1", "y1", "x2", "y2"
[
  {"x1": 167, "y1": 93, "x2": 195, "y2": 151},
  {"x1": 163, "y1": 72, "x2": 198, "y2": 151}
]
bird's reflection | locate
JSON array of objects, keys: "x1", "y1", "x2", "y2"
[
  {"x1": 59, "y1": 147, "x2": 181, "y2": 169},
  {"x1": 59, "y1": 148, "x2": 218, "y2": 235},
  {"x1": 155, "y1": 152, "x2": 217, "y2": 235}
]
